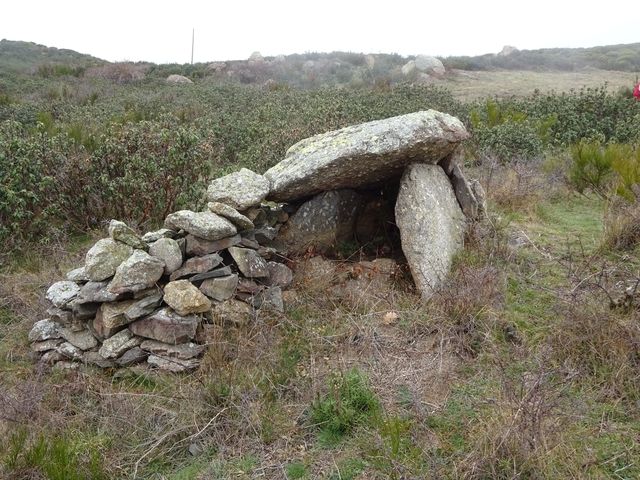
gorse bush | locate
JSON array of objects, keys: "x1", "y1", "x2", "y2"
[
  {"x1": 0, "y1": 116, "x2": 213, "y2": 251},
  {"x1": 469, "y1": 99, "x2": 555, "y2": 161}
]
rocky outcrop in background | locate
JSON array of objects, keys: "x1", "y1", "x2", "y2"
[{"x1": 29, "y1": 110, "x2": 484, "y2": 371}]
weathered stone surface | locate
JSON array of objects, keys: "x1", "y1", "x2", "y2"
[
  {"x1": 277, "y1": 189, "x2": 363, "y2": 255},
  {"x1": 212, "y1": 299, "x2": 253, "y2": 325},
  {"x1": 264, "y1": 110, "x2": 469, "y2": 202},
  {"x1": 83, "y1": 351, "x2": 116, "y2": 368},
  {"x1": 149, "y1": 238, "x2": 183, "y2": 275},
  {"x1": 142, "y1": 228, "x2": 178, "y2": 243},
  {"x1": 107, "y1": 250, "x2": 165, "y2": 294},
  {"x1": 59, "y1": 327, "x2": 98, "y2": 350},
  {"x1": 228, "y1": 247, "x2": 269, "y2": 278},
  {"x1": 470, "y1": 179, "x2": 487, "y2": 218},
  {"x1": 169, "y1": 254, "x2": 223, "y2": 281},
  {"x1": 46, "y1": 307, "x2": 72, "y2": 326},
  {"x1": 98, "y1": 329, "x2": 142, "y2": 359},
  {"x1": 147, "y1": 354, "x2": 200, "y2": 372},
  {"x1": 31, "y1": 338, "x2": 64, "y2": 352},
  {"x1": 46, "y1": 281, "x2": 80, "y2": 308},
  {"x1": 140, "y1": 340, "x2": 205, "y2": 360},
  {"x1": 438, "y1": 148, "x2": 461, "y2": 176},
  {"x1": 93, "y1": 300, "x2": 137, "y2": 338},
  {"x1": 237, "y1": 278, "x2": 264, "y2": 294},
  {"x1": 163, "y1": 280, "x2": 212, "y2": 316},
  {"x1": 395, "y1": 164, "x2": 465, "y2": 299},
  {"x1": 164, "y1": 210, "x2": 237, "y2": 241},
  {"x1": 414, "y1": 55, "x2": 446, "y2": 75},
  {"x1": 66, "y1": 266, "x2": 89, "y2": 282},
  {"x1": 85, "y1": 238, "x2": 133, "y2": 281},
  {"x1": 29, "y1": 319, "x2": 61, "y2": 342},
  {"x1": 259, "y1": 286, "x2": 284, "y2": 313},
  {"x1": 57, "y1": 341, "x2": 83, "y2": 359},
  {"x1": 76, "y1": 281, "x2": 120, "y2": 304},
  {"x1": 129, "y1": 307, "x2": 199, "y2": 344},
  {"x1": 115, "y1": 347, "x2": 148, "y2": 366},
  {"x1": 124, "y1": 292, "x2": 163, "y2": 321},
  {"x1": 451, "y1": 165, "x2": 481, "y2": 219},
  {"x1": 185, "y1": 234, "x2": 241, "y2": 256},
  {"x1": 69, "y1": 300, "x2": 99, "y2": 322},
  {"x1": 265, "y1": 262, "x2": 293, "y2": 288},
  {"x1": 207, "y1": 202, "x2": 254, "y2": 230},
  {"x1": 199, "y1": 274, "x2": 238, "y2": 301},
  {"x1": 40, "y1": 350, "x2": 64, "y2": 364},
  {"x1": 108, "y1": 219, "x2": 147, "y2": 249},
  {"x1": 167, "y1": 74, "x2": 193, "y2": 84},
  {"x1": 206, "y1": 168, "x2": 270, "y2": 210},
  {"x1": 189, "y1": 266, "x2": 233, "y2": 283}
]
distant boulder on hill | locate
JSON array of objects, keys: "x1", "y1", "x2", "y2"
[
  {"x1": 498, "y1": 45, "x2": 519, "y2": 56},
  {"x1": 166, "y1": 74, "x2": 193, "y2": 84},
  {"x1": 402, "y1": 55, "x2": 446, "y2": 78}
]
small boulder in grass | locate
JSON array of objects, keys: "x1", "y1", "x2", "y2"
[
  {"x1": 108, "y1": 219, "x2": 147, "y2": 250},
  {"x1": 163, "y1": 280, "x2": 212, "y2": 316},
  {"x1": 206, "y1": 168, "x2": 270, "y2": 211}
]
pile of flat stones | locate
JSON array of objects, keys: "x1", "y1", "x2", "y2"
[
  {"x1": 29, "y1": 109, "x2": 485, "y2": 372},
  {"x1": 30, "y1": 176, "x2": 294, "y2": 372}
]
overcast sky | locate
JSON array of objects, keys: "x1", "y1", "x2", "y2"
[{"x1": 2, "y1": 0, "x2": 638, "y2": 63}]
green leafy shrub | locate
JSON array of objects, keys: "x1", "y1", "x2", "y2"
[
  {"x1": 309, "y1": 368, "x2": 380, "y2": 445},
  {"x1": 469, "y1": 99, "x2": 554, "y2": 161}
]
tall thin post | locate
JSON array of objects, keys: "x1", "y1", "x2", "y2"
[{"x1": 191, "y1": 28, "x2": 194, "y2": 65}]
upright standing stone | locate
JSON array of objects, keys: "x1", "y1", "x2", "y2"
[{"x1": 395, "y1": 164, "x2": 465, "y2": 299}]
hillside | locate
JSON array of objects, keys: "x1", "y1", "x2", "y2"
[
  {"x1": 1, "y1": 39, "x2": 639, "y2": 94},
  {"x1": 0, "y1": 39, "x2": 105, "y2": 74}
]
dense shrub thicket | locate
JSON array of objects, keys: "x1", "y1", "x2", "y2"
[{"x1": 1, "y1": 78, "x2": 639, "y2": 253}]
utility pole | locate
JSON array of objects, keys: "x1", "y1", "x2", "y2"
[{"x1": 191, "y1": 28, "x2": 194, "y2": 65}]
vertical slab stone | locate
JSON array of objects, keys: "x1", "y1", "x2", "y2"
[{"x1": 395, "y1": 164, "x2": 465, "y2": 299}]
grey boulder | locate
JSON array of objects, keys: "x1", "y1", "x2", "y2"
[
  {"x1": 207, "y1": 202, "x2": 254, "y2": 230},
  {"x1": 199, "y1": 274, "x2": 238, "y2": 301},
  {"x1": 276, "y1": 189, "x2": 363, "y2": 255},
  {"x1": 107, "y1": 250, "x2": 165, "y2": 294},
  {"x1": 108, "y1": 220, "x2": 147, "y2": 249},
  {"x1": 149, "y1": 237, "x2": 183, "y2": 275},
  {"x1": 228, "y1": 247, "x2": 269, "y2": 278},
  {"x1": 206, "y1": 168, "x2": 270, "y2": 211},
  {"x1": 165, "y1": 210, "x2": 237, "y2": 241},
  {"x1": 395, "y1": 164, "x2": 465, "y2": 299},
  {"x1": 264, "y1": 110, "x2": 469, "y2": 202},
  {"x1": 85, "y1": 238, "x2": 133, "y2": 281},
  {"x1": 45, "y1": 281, "x2": 80, "y2": 308},
  {"x1": 129, "y1": 307, "x2": 199, "y2": 344},
  {"x1": 98, "y1": 329, "x2": 143, "y2": 359}
]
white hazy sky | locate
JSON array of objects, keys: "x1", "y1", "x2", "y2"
[{"x1": 2, "y1": 0, "x2": 638, "y2": 63}]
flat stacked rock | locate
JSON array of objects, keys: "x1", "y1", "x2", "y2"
[{"x1": 30, "y1": 199, "x2": 293, "y2": 372}]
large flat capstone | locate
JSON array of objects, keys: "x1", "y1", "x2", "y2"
[
  {"x1": 264, "y1": 110, "x2": 469, "y2": 202},
  {"x1": 395, "y1": 163, "x2": 465, "y2": 299}
]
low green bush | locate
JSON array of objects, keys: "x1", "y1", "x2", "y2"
[{"x1": 309, "y1": 368, "x2": 380, "y2": 446}]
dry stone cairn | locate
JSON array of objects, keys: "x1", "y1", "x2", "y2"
[{"x1": 30, "y1": 110, "x2": 484, "y2": 372}]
